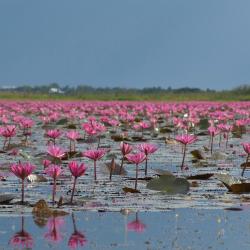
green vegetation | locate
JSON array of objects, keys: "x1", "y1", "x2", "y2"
[{"x1": 0, "y1": 83, "x2": 250, "y2": 101}]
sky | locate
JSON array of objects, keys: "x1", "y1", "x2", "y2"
[{"x1": 0, "y1": 0, "x2": 250, "y2": 90}]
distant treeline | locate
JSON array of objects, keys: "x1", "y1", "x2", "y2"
[{"x1": 0, "y1": 83, "x2": 250, "y2": 101}]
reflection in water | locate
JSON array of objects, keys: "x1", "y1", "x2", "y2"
[
  {"x1": 127, "y1": 212, "x2": 146, "y2": 233},
  {"x1": 44, "y1": 216, "x2": 65, "y2": 243},
  {"x1": 9, "y1": 216, "x2": 33, "y2": 249},
  {"x1": 68, "y1": 213, "x2": 87, "y2": 249}
]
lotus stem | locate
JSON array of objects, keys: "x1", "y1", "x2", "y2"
[
  {"x1": 181, "y1": 144, "x2": 187, "y2": 170},
  {"x1": 52, "y1": 177, "x2": 56, "y2": 205},
  {"x1": 70, "y1": 177, "x2": 77, "y2": 204},
  {"x1": 135, "y1": 164, "x2": 138, "y2": 190},
  {"x1": 210, "y1": 135, "x2": 214, "y2": 155},
  {"x1": 94, "y1": 160, "x2": 97, "y2": 181},
  {"x1": 241, "y1": 154, "x2": 249, "y2": 177},
  {"x1": 145, "y1": 156, "x2": 148, "y2": 176},
  {"x1": 119, "y1": 156, "x2": 125, "y2": 175},
  {"x1": 21, "y1": 179, "x2": 24, "y2": 204}
]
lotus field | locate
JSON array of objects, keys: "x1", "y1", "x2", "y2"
[{"x1": 1, "y1": 100, "x2": 250, "y2": 249}]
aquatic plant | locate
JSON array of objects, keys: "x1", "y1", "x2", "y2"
[
  {"x1": 119, "y1": 142, "x2": 133, "y2": 174},
  {"x1": 68, "y1": 161, "x2": 87, "y2": 204},
  {"x1": 45, "y1": 164, "x2": 62, "y2": 204},
  {"x1": 82, "y1": 149, "x2": 106, "y2": 180},
  {"x1": 10, "y1": 161, "x2": 35, "y2": 203},
  {"x1": 175, "y1": 134, "x2": 197, "y2": 170},
  {"x1": 241, "y1": 143, "x2": 250, "y2": 177},
  {"x1": 126, "y1": 153, "x2": 146, "y2": 190},
  {"x1": 137, "y1": 143, "x2": 158, "y2": 176}
]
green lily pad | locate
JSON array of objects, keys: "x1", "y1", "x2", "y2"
[
  {"x1": 199, "y1": 118, "x2": 209, "y2": 130},
  {"x1": 147, "y1": 175, "x2": 190, "y2": 194},
  {"x1": 56, "y1": 118, "x2": 68, "y2": 125}
]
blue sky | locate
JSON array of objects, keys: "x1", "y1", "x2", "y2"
[{"x1": 0, "y1": 0, "x2": 250, "y2": 90}]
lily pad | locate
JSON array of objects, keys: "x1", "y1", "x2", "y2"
[
  {"x1": 102, "y1": 160, "x2": 127, "y2": 175},
  {"x1": 187, "y1": 173, "x2": 214, "y2": 180},
  {"x1": 123, "y1": 187, "x2": 141, "y2": 193},
  {"x1": 240, "y1": 162, "x2": 250, "y2": 169},
  {"x1": 27, "y1": 174, "x2": 48, "y2": 183},
  {"x1": 32, "y1": 199, "x2": 69, "y2": 217},
  {"x1": 154, "y1": 169, "x2": 174, "y2": 176},
  {"x1": 215, "y1": 173, "x2": 250, "y2": 193},
  {"x1": 199, "y1": 118, "x2": 209, "y2": 130},
  {"x1": 190, "y1": 150, "x2": 205, "y2": 160},
  {"x1": 56, "y1": 118, "x2": 68, "y2": 125},
  {"x1": 147, "y1": 175, "x2": 190, "y2": 194},
  {"x1": 0, "y1": 194, "x2": 16, "y2": 204}
]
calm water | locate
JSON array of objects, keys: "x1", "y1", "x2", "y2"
[{"x1": 0, "y1": 208, "x2": 250, "y2": 250}]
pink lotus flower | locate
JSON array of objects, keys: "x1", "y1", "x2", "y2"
[
  {"x1": 241, "y1": 143, "x2": 250, "y2": 177},
  {"x1": 68, "y1": 161, "x2": 88, "y2": 203},
  {"x1": 43, "y1": 159, "x2": 51, "y2": 169},
  {"x1": 47, "y1": 145, "x2": 65, "y2": 160},
  {"x1": 11, "y1": 162, "x2": 35, "y2": 203},
  {"x1": 120, "y1": 142, "x2": 133, "y2": 156},
  {"x1": 126, "y1": 153, "x2": 146, "y2": 165},
  {"x1": 45, "y1": 164, "x2": 62, "y2": 204},
  {"x1": 126, "y1": 153, "x2": 146, "y2": 190},
  {"x1": 137, "y1": 143, "x2": 158, "y2": 176},
  {"x1": 1, "y1": 125, "x2": 16, "y2": 149},
  {"x1": 175, "y1": 134, "x2": 197, "y2": 145},
  {"x1": 243, "y1": 143, "x2": 250, "y2": 155},
  {"x1": 175, "y1": 134, "x2": 197, "y2": 170},
  {"x1": 66, "y1": 130, "x2": 80, "y2": 141},
  {"x1": 46, "y1": 129, "x2": 62, "y2": 145},
  {"x1": 82, "y1": 149, "x2": 106, "y2": 180}
]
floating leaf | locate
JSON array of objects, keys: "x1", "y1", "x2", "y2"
[
  {"x1": 199, "y1": 119, "x2": 209, "y2": 130},
  {"x1": 19, "y1": 150, "x2": 32, "y2": 160},
  {"x1": 190, "y1": 150, "x2": 205, "y2": 160},
  {"x1": 214, "y1": 173, "x2": 250, "y2": 193},
  {"x1": 0, "y1": 194, "x2": 16, "y2": 204},
  {"x1": 127, "y1": 177, "x2": 153, "y2": 181},
  {"x1": 102, "y1": 160, "x2": 127, "y2": 175},
  {"x1": 230, "y1": 183, "x2": 250, "y2": 194},
  {"x1": 159, "y1": 127, "x2": 173, "y2": 133},
  {"x1": 211, "y1": 152, "x2": 228, "y2": 160},
  {"x1": 27, "y1": 174, "x2": 48, "y2": 183},
  {"x1": 187, "y1": 173, "x2": 213, "y2": 180},
  {"x1": 165, "y1": 138, "x2": 177, "y2": 145},
  {"x1": 123, "y1": 187, "x2": 141, "y2": 193},
  {"x1": 240, "y1": 162, "x2": 250, "y2": 169},
  {"x1": 224, "y1": 207, "x2": 243, "y2": 211},
  {"x1": 64, "y1": 124, "x2": 77, "y2": 129},
  {"x1": 154, "y1": 169, "x2": 174, "y2": 176},
  {"x1": 56, "y1": 118, "x2": 68, "y2": 125},
  {"x1": 61, "y1": 151, "x2": 82, "y2": 160},
  {"x1": 215, "y1": 173, "x2": 241, "y2": 188},
  {"x1": 147, "y1": 175, "x2": 190, "y2": 194},
  {"x1": 32, "y1": 199, "x2": 69, "y2": 217},
  {"x1": 131, "y1": 136, "x2": 147, "y2": 142}
]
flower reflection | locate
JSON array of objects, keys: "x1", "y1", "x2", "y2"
[
  {"x1": 44, "y1": 216, "x2": 64, "y2": 243},
  {"x1": 68, "y1": 213, "x2": 87, "y2": 249},
  {"x1": 127, "y1": 212, "x2": 146, "y2": 233},
  {"x1": 9, "y1": 216, "x2": 33, "y2": 249}
]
